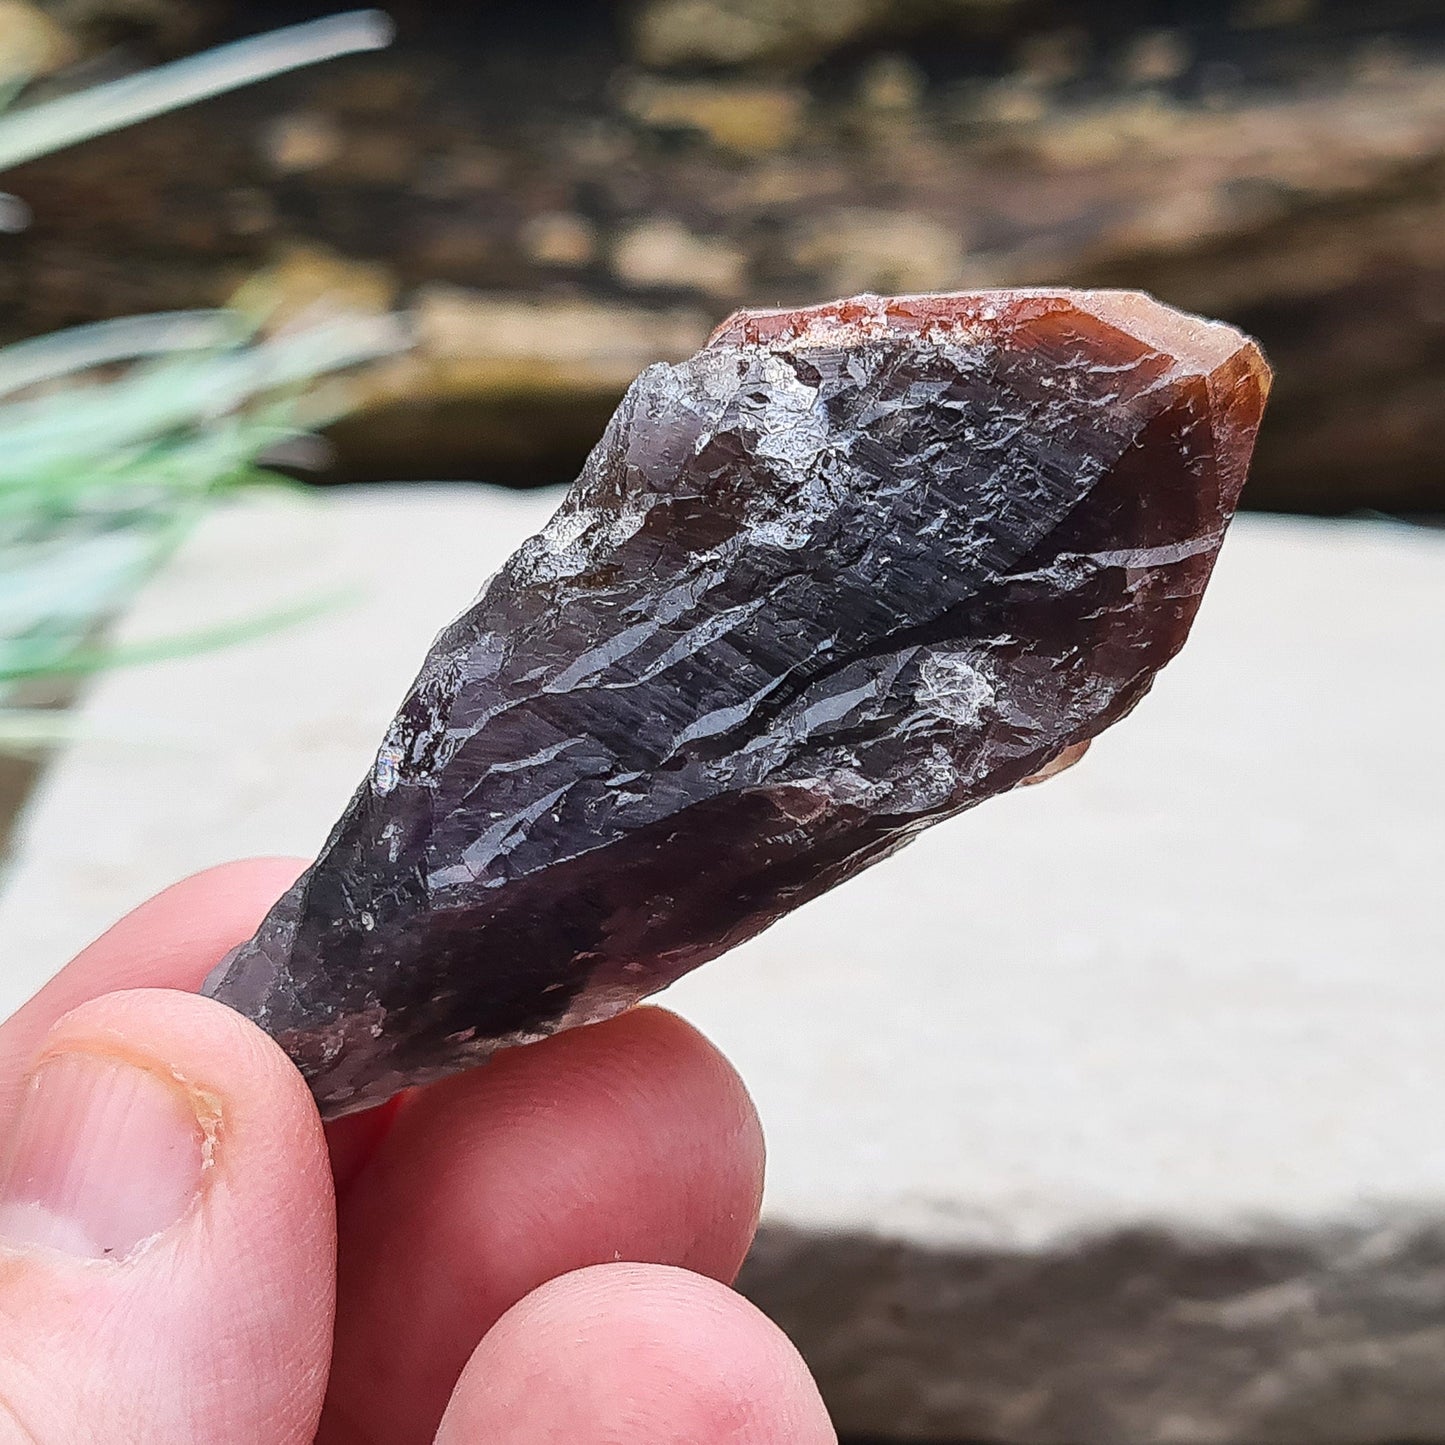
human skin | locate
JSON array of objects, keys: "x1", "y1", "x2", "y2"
[{"x1": 0, "y1": 859, "x2": 836, "y2": 1444}]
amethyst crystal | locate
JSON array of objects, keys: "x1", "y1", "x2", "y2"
[{"x1": 206, "y1": 289, "x2": 1270, "y2": 1117}]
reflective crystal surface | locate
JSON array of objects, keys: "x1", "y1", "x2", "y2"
[{"x1": 205, "y1": 289, "x2": 1271, "y2": 1117}]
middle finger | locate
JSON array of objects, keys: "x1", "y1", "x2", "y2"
[{"x1": 318, "y1": 1005, "x2": 766, "y2": 1445}]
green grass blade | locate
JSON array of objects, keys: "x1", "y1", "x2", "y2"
[
  {"x1": 0, "y1": 708, "x2": 88, "y2": 752},
  {"x1": 0, "y1": 588, "x2": 356, "y2": 684},
  {"x1": 0, "y1": 313, "x2": 408, "y2": 486},
  {"x1": 0, "y1": 11, "x2": 395, "y2": 172},
  {"x1": 0, "y1": 311, "x2": 244, "y2": 397}
]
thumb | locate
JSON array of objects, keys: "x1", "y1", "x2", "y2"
[{"x1": 0, "y1": 988, "x2": 335, "y2": 1445}]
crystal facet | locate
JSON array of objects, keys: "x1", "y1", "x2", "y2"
[{"x1": 205, "y1": 289, "x2": 1271, "y2": 1117}]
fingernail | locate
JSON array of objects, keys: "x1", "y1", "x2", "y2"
[{"x1": 0, "y1": 1052, "x2": 207, "y2": 1260}]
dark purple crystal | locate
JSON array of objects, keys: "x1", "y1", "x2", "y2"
[{"x1": 205, "y1": 289, "x2": 1270, "y2": 1117}]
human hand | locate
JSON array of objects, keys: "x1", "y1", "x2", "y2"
[{"x1": 0, "y1": 859, "x2": 836, "y2": 1444}]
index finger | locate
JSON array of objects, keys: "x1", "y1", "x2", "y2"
[
  {"x1": 0, "y1": 858, "x2": 393, "y2": 1186},
  {"x1": 0, "y1": 858, "x2": 305, "y2": 1103}
]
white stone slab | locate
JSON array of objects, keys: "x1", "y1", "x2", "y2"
[{"x1": 2, "y1": 487, "x2": 1443, "y2": 1442}]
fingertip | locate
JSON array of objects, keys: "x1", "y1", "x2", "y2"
[
  {"x1": 482, "y1": 1006, "x2": 767, "y2": 1262},
  {"x1": 494, "y1": 1005, "x2": 767, "y2": 1268},
  {"x1": 0, "y1": 987, "x2": 334, "y2": 1444},
  {"x1": 437, "y1": 1263, "x2": 836, "y2": 1444},
  {"x1": 324, "y1": 1006, "x2": 766, "y2": 1442},
  {"x1": 32, "y1": 986, "x2": 331, "y2": 1244}
]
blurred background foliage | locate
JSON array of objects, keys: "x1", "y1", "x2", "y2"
[
  {"x1": 1, "y1": 0, "x2": 1441, "y2": 512},
  {"x1": 0, "y1": 10, "x2": 404, "y2": 843}
]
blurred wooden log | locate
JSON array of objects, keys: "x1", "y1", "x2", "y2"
[{"x1": 1, "y1": 0, "x2": 1441, "y2": 510}]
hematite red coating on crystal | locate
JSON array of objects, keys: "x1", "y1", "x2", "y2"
[{"x1": 204, "y1": 289, "x2": 1270, "y2": 1117}]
